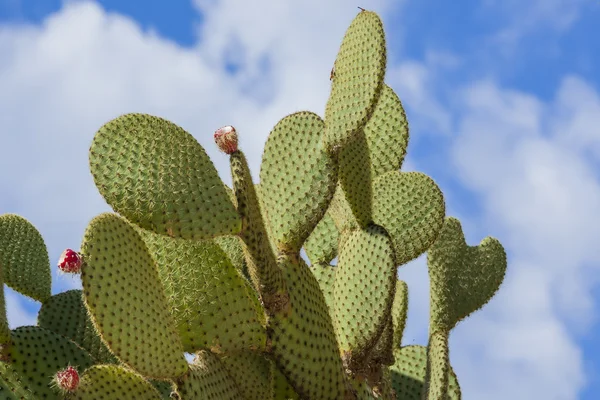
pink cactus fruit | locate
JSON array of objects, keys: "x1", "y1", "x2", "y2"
[
  {"x1": 214, "y1": 125, "x2": 238, "y2": 154},
  {"x1": 58, "y1": 249, "x2": 82, "y2": 274},
  {"x1": 54, "y1": 366, "x2": 79, "y2": 393}
]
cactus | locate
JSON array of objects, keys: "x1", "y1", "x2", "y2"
[{"x1": 0, "y1": 8, "x2": 507, "y2": 400}]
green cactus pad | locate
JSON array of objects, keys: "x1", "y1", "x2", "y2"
[
  {"x1": 70, "y1": 365, "x2": 162, "y2": 400},
  {"x1": 389, "y1": 345, "x2": 460, "y2": 400},
  {"x1": 220, "y1": 352, "x2": 272, "y2": 400},
  {"x1": 8, "y1": 326, "x2": 95, "y2": 399},
  {"x1": 427, "y1": 217, "x2": 507, "y2": 331},
  {"x1": 174, "y1": 351, "x2": 241, "y2": 399},
  {"x1": 138, "y1": 229, "x2": 267, "y2": 354},
  {"x1": 309, "y1": 262, "x2": 336, "y2": 313},
  {"x1": 367, "y1": 315, "x2": 394, "y2": 366},
  {"x1": 150, "y1": 380, "x2": 175, "y2": 399},
  {"x1": 260, "y1": 111, "x2": 337, "y2": 253},
  {"x1": 424, "y1": 331, "x2": 451, "y2": 400},
  {"x1": 270, "y1": 254, "x2": 346, "y2": 399},
  {"x1": 254, "y1": 183, "x2": 281, "y2": 256},
  {"x1": 328, "y1": 184, "x2": 360, "y2": 232},
  {"x1": 323, "y1": 10, "x2": 386, "y2": 153},
  {"x1": 333, "y1": 225, "x2": 396, "y2": 371},
  {"x1": 214, "y1": 235, "x2": 251, "y2": 281},
  {"x1": 230, "y1": 152, "x2": 288, "y2": 314},
  {"x1": 80, "y1": 213, "x2": 187, "y2": 379},
  {"x1": 372, "y1": 171, "x2": 445, "y2": 266},
  {"x1": 349, "y1": 379, "x2": 378, "y2": 400},
  {"x1": 303, "y1": 212, "x2": 339, "y2": 264},
  {"x1": 89, "y1": 113, "x2": 241, "y2": 240},
  {"x1": 338, "y1": 131, "x2": 373, "y2": 227},
  {"x1": 271, "y1": 361, "x2": 300, "y2": 400},
  {"x1": 0, "y1": 214, "x2": 51, "y2": 302},
  {"x1": 392, "y1": 280, "x2": 408, "y2": 349},
  {"x1": 0, "y1": 362, "x2": 35, "y2": 399},
  {"x1": 38, "y1": 289, "x2": 118, "y2": 364},
  {"x1": 364, "y1": 84, "x2": 409, "y2": 178}
]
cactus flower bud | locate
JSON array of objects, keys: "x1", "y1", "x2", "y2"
[
  {"x1": 54, "y1": 366, "x2": 79, "y2": 392},
  {"x1": 214, "y1": 125, "x2": 238, "y2": 154},
  {"x1": 58, "y1": 249, "x2": 82, "y2": 273}
]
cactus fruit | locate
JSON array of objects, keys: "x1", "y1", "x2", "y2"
[
  {"x1": 57, "y1": 249, "x2": 82, "y2": 274},
  {"x1": 0, "y1": 8, "x2": 507, "y2": 400},
  {"x1": 53, "y1": 366, "x2": 79, "y2": 393},
  {"x1": 214, "y1": 125, "x2": 239, "y2": 154}
]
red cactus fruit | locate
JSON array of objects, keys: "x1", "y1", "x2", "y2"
[
  {"x1": 58, "y1": 249, "x2": 82, "y2": 273},
  {"x1": 214, "y1": 125, "x2": 238, "y2": 154},
  {"x1": 54, "y1": 366, "x2": 79, "y2": 392}
]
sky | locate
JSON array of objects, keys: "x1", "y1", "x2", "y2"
[{"x1": 0, "y1": 0, "x2": 599, "y2": 399}]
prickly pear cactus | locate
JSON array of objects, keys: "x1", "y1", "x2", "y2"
[{"x1": 0, "y1": 8, "x2": 507, "y2": 400}]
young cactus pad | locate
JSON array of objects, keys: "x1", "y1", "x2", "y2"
[{"x1": 0, "y1": 8, "x2": 507, "y2": 400}]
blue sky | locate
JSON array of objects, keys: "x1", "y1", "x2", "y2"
[{"x1": 0, "y1": 0, "x2": 599, "y2": 398}]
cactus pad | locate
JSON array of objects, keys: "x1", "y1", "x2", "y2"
[
  {"x1": 38, "y1": 289, "x2": 118, "y2": 364},
  {"x1": 272, "y1": 364, "x2": 300, "y2": 400},
  {"x1": 70, "y1": 365, "x2": 162, "y2": 399},
  {"x1": 138, "y1": 229, "x2": 266, "y2": 354},
  {"x1": 270, "y1": 255, "x2": 346, "y2": 399},
  {"x1": 0, "y1": 214, "x2": 51, "y2": 302},
  {"x1": 8, "y1": 326, "x2": 95, "y2": 399},
  {"x1": 309, "y1": 262, "x2": 336, "y2": 313},
  {"x1": 333, "y1": 225, "x2": 396, "y2": 371},
  {"x1": 389, "y1": 345, "x2": 461, "y2": 400},
  {"x1": 220, "y1": 352, "x2": 272, "y2": 400},
  {"x1": 367, "y1": 315, "x2": 395, "y2": 366},
  {"x1": 323, "y1": 10, "x2": 386, "y2": 153},
  {"x1": 372, "y1": 171, "x2": 445, "y2": 266},
  {"x1": 80, "y1": 213, "x2": 187, "y2": 379},
  {"x1": 363, "y1": 84, "x2": 409, "y2": 178},
  {"x1": 89, "y1": 113, "x2": 241, "y2": 240},
  {"x1": 260, "y1": 111, "x2": 337, "y2": 252},
  {"x1": 427, "y1": 217, "x2": 507, "y2": 331},
  {"x1": 0, "y1": 362, "x2": 35, "y2": 399},
  {"x1": 338, "y1": 131, "x2": 373, "y2": 227},
  {"x1": 303, "y1": 212, "x2": 339, "y2": 264},
  {"x1": 174, "y1": 351, "x2": 241, "y2": 399},
  {"x1": 392, "y1": 280, "x2": 409, "y2": 349}
]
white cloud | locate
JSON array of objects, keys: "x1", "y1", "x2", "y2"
[
  {"x1": 484, "y1": 0, "x2": 590, "y2": 51},
  {"x1": 447, "y1": 76, "x2": 600, "y2": 399}
]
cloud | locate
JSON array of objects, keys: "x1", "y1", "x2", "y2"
[
  {"x1": 484, "y1": 0, "x2": 589, "y2": 49},
  {"x1": 445, "y1": 75, "x2": 600, "y2": 399}
]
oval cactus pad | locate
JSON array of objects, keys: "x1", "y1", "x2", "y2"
[
  {"x1": 260, "y1": 111, "x2": 337, "y2": 252},
  {"x1": 372, "y1": 171, "x2": 446, "y2": 266},
  {"x1": 8, "y1": 326, "x2": 95, "y2": 399},
  {"x1": 139, "y1": 229, "x2": 266, "y2": 354},
  {"x1": 0, "y1": 214, "x2": 51, "y2": 302},
  {"x1": 89, "y1": 113, "x2": 241, "y2": 240},
  {"x1": 323, "y1": 10, "x2": 386, "y2": 153},
  {"x1": 334, "y1": 225, "x2": 396, "y2": 370},
  {"x1": 38, "y1": 290, "x2": 118, "y2": 364},
  {"x1": 80, "y1": 213, "x2": 188, "y2": 379},
  {"x1": 70, "y1": 365, "x2": 162, "y2": 400}
]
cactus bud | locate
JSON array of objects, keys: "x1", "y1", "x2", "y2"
[
  {"x1": 58, "y1": 249, "x2": 82, "y2": 273},
  {"x1": 54, "y1": 366, "x2": 79, "y2": 393},
  {"x1": 214, "y1": 125, "x2": 238, "y2": 154}
]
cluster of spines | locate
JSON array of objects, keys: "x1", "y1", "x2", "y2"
[{"x1": 0, "y1": 8, "x2": 507, "y2": 400}]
